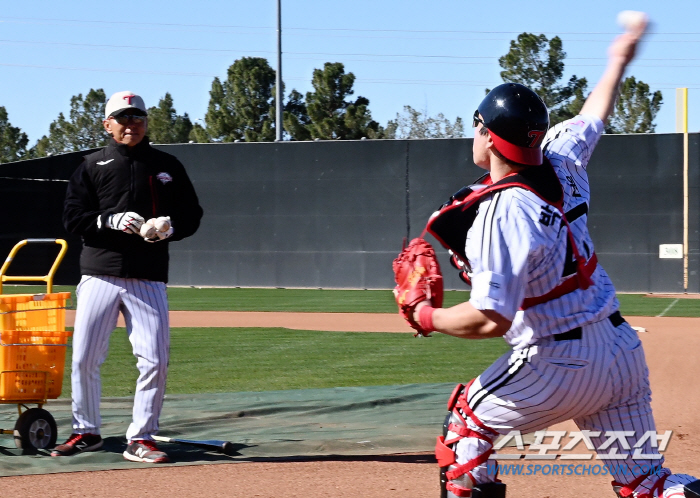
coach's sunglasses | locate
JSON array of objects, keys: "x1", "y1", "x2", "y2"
[
  {"x1": 472, "y1": 110, "x2": 485, "y2": 128},
  {"x1": 111, "y1": 114, "x2": 147, "y2": 125}
]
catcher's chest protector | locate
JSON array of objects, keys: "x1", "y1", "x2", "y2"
[{"x1": 426, "y1": 160, "x2": 595, "y2": 307}]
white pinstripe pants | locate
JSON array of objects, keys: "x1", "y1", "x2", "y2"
[
  {"x1": 451, "y1": 316, "x2": 664, "y2": 486},
  {"x1": 71, "y1": 275, "x2": 170, "y2": 442}
]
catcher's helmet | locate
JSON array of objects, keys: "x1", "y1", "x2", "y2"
[{"x1": 477, "y1": 83, "x2": 549, "y2": 166}]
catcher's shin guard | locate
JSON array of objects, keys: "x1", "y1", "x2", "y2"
[
  {"x1": 612, "y1": 471, "x2": 700, "y2": 497},
  {"x1": 437, "y1": 383, "x2": 503, "y2": 498},
  {"x1": 440, "y1": 411, "x2": 452, "y2": 498}
]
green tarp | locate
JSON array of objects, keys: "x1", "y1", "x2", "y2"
[{"x1": 0, "y1": 383, "x2": 454, "y2": 476}]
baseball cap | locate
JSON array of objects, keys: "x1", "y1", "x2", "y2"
[{"x1": 105, "y1": 91, "x2": 147, "y2": 118}]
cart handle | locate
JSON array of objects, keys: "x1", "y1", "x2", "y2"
[{"x1": 0, "y1": 239, "x2": 68, "y2": 294}]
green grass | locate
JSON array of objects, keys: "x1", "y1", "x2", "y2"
[
  {"x1": 616, "y1": 294, "x2": 700, "y2": 317},
  {"x1": 1, "y1": 285, "x2": 470, "y2": 312},
  {"x1": 165, "y1": 287, "x2": 472, "y2": 312},
  {"x1": 5, "y1": 285, "x2": 700, "y2": 316},
  {"x1": 59, "y1": 327, "x2": 510, "y2": 397},
  {"x1": 1, "y1": 285, "x2": 76, "y2": 295}
]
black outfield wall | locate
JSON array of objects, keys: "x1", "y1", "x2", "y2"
[{"x1": 1, "y1": 133, "x2": 697, "y2": 292}]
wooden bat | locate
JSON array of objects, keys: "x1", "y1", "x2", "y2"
[{"x1": 152, "y1": 435, "x2": 236, "y2": 455}]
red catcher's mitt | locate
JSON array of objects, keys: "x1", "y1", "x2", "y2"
[{"x1": 393, "y1": 238, "x2": 444, "y2": 336}]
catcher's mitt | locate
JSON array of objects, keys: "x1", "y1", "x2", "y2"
[{"x1": 393, "y1": 237, "x2": 444, "y2": 336}]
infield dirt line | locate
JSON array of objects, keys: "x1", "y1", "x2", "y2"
[{"x1": 66, "y1": 310, "x2": 415, "y2": 332}]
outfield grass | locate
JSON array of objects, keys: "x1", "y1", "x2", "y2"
[
  {"x1": 166, "y1": 287, "x2": 473, "y2": 312},
  {"x1": 4, "y1": 285, "x2": 700, "y2": 316},
  {"x1": 616, "y1": 294, "x2": 700, "y2": 317},
  {"x1": 59, "y1": 327, "x2": 510, "y2": 397},
  {"x1": 169, "y1": 288, "x2": 700, "y2": 316}
]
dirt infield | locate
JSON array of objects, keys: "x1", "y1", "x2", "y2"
[
  {"x1": 65, "y1": 309, "x2": 416, "y2": 332},
  {"x1": 5, "y1": 313, "x2": 699, "y2": 497}
]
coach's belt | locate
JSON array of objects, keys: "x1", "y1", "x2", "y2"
[{"x1": 553, "y1": 311, "x2": 626, "y2": 341}]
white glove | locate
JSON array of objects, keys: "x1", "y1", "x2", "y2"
[
  {"x1": 141, "y1": 216, "x2": 173, "y2": 242},
  {"x1": 108, "y1": 212, "x2": 145, "y2": 234}
]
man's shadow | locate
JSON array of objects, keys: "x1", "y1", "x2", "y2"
[{"x1": 102, "y1": 436, "x2": 251, "y2": 462}]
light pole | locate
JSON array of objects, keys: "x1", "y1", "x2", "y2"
[{"x1": 275, "y1": 0, "x2": 283, "y2": 141}]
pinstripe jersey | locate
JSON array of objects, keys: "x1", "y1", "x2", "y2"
[{"x1": 467, "y1": 115, "x2": 619, "y2": 349}]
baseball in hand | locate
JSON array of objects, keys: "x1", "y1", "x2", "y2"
[
  {"x1": 155, "y1": 218, "x2": 171, "y2": 232},
  {"x1": 617, "y1": 10, "x2": 647, "y2": 32},
  {"x1": 140, "y1": 220, "x2": 157, "y2": 239}
]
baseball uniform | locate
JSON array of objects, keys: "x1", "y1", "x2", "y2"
[
  {"x1": 62, "y1": 136, "x2": 203, "y2": 444},
  {"x1": 436, "y1": 115, "x2": 698, "y2": 497}
]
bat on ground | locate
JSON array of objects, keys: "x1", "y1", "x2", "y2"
[{"x1": 152, "y1": 435, "x2": 236, "y2": 455}]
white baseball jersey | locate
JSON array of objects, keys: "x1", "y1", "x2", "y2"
[{"x1": 466, "y1": 115, "x2": 618, "y2": 349}]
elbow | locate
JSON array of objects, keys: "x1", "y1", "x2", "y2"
[
  {"x1": 440, "y1": 306, "x2": 512, "y2": 339},
  {"x1": 475, "y1": 310, "x2": 512, "y2": 338}
]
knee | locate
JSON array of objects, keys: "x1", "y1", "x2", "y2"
[
  {"x1": 137, "y1": 354, "x2": 168, "y2": 376},
  {"x1": 72, "y1": 351, "x2": 103, "y2": 374}
]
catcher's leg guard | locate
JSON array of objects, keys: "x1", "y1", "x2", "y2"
[
  {"x1": 612, "y1": 471, "x2": 700, "y2": 497},
  {"x1": 437, "y1": 382, "x2": 504, "y2": 498},
  {"x1": 440, "y1": 411, "x2": 452, "y2": 498},
  {"x1": 612, "y1": 472, "x2": 668, "y2": 498}
]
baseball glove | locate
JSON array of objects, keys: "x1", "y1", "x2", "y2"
[{"x1": 393, "y1": 237, "x2": 444, "y2": 336}]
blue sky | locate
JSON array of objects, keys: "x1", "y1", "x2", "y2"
[{"x1": 1, "y1": 0, "x2": 698, "y2": 144}]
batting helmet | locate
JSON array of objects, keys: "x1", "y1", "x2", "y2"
[{"x1": 477, "y1": 83, "x2": 549, "y2": 166}]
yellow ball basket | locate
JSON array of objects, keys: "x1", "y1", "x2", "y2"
[{"x1": 0, "y1": 239, "x2": 72, "y2": 453}]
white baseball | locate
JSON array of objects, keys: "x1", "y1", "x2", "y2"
[
  {"x1": 140, "y1": 220, "x2": 157, "y2": 239},
  {"x1": 155, "y1": 218, "x2": 171, "y2": 232},
  {"x1": 616, "y1": 10, "x2": 647, "y2": 31}
]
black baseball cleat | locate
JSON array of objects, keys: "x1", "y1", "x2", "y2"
[
  {"x1": 685, "y1": 480, "x2": 700, "y2": 498},
  {"x1": 51, "y1": 433, "x2": 103, "y2": 456}
]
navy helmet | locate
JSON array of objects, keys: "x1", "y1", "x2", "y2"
[{"x1": 477, "y1": 83, "x2": 549, "y2": 166}]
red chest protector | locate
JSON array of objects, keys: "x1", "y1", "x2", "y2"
[{"x1": 424, "y1": 159, "x2": 597, "y2": 309}]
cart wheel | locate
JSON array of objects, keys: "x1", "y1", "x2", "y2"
[{"x1": 13, "y1": 408, "x2": 58, "y2": 452}]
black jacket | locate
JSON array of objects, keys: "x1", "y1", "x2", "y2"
[{"x1": 63, "y1": 138, "x2": 203, "y2": 283}]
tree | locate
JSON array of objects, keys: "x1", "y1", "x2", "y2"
[
  {"x1": 305, "y1": 62, "x2": 381, "y2": 140},
  {"x1": 0, "y1": 107, "x2": 29, "y2": 163},
  {"x1": 147, "y1": 93, "x2": 193, "y2": 144},
  {"x1": 204, "y1": 57, "x2": 276, "y2": 142},
  {"x1": 188, "y1": 123, "x2": 211, "y2": 143},
  {"x1": 283, "y1": 89, "x2": 312, "y2": 141},
  {"x1": 384, "y1": 106, "x2": 464, "y2": 139},
  {"x1": 31, "y1": 89, "x2": 109, "y2": 155},
  {"x1": 496, "y1": 33, "x2": 588, "y2": 124},
  {"x1": 606, "y1": 77, "x2": 662, "y2": 134}
]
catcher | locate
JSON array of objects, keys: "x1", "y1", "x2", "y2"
[{"x1": 393, "y1": 14, "x2": 700, "y2": 498}]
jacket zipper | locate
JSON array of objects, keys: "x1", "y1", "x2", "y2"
[{"x1": 149, "y1": 175, "x2": 159, "y2": 217}]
